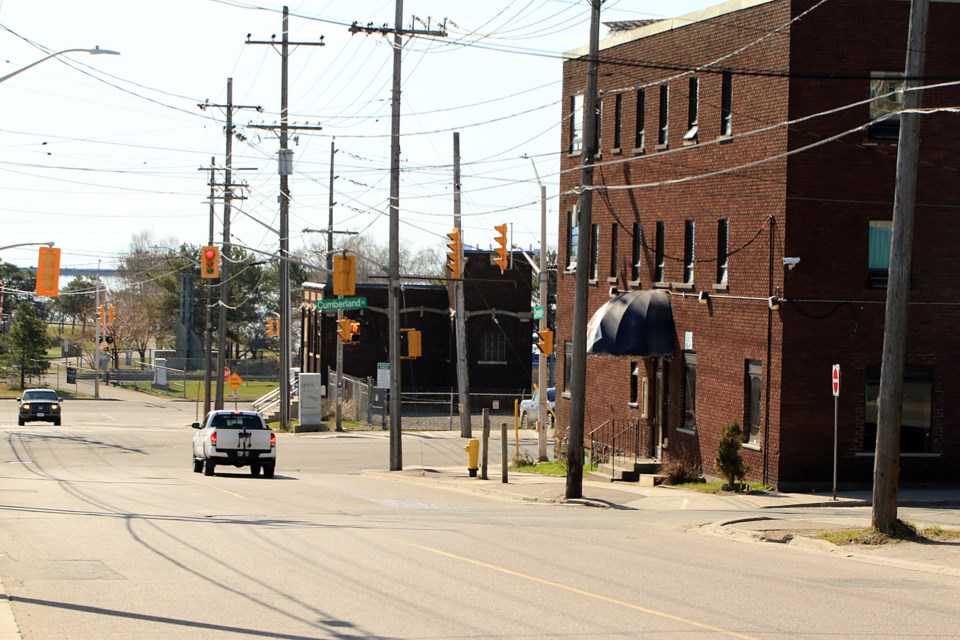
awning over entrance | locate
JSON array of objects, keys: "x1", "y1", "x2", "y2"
[{"x1": 586, "y1": 290, "x2": 676, "y2": 357}]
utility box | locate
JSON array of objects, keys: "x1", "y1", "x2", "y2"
[{"x1": 299, "y1": 373, "x2": 324, "y2": 429}]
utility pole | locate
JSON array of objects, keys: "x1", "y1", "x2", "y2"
[
  {"x1": 453, "y1": 132, "x2": 471, "y2": 438},
  {"x1": 349, "y1": 6, "x2": 447, "y2": 471},
  {"x1": 200, "y1": 79, "x2": 262, "y2": 409},
  {"x1": 328, "y1": 140, "x2": 337, "y2": 275},
  {"x1": 567, "y1": 0, "x2": 602, "y2": 500},
  {"x1": 94, "y1": 262, "x2": 101, "y2": 399},
  {"x1": 872, "y1": 0, "x2": 929, "y2": 532},
  {"x1": 204, "y1": 156, "x2": 216, "y2": 416},
  {"x1": 527, "y1": 157, "x2": 550, "y2": 462},
  {"x1": 247, "y1": 8, "x2": 325, "y2": 431}
]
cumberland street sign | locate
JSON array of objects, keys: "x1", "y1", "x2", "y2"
[{"x1": 316, "y1": 297, "x2": 368, "y2": 312}]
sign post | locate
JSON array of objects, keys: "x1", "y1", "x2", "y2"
[{"x1": 832, "y1": 364, "x2": 840, "y2": 500}]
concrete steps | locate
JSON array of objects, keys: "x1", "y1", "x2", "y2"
[{"x1": 589, "y1": 458, "x2": 662, "y2": 483}]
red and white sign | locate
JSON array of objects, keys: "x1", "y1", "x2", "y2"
[
  {"x1": 831, "y1": 364, "x2": 841, "y2": 397},
  {"x1": 223, "y1": 367, "x2": 231, "y2": 381}
]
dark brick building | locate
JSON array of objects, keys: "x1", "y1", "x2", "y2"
[
  {"x1": 300, "y1": 249, "x2": 534, "y2": 405},
  {"x1": 556, "y1": 0, "x2": 960, "y2": 489}
]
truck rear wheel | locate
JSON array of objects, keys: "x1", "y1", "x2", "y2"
[
  {"x1": 263, "y1": 463, "x2": 275, "y2": 479},
  {"x1": 250, "y1": 464, "x2": 261, "y2": 477},
  {"x1": 203, "y1": 460, "x2": 215, "y2": 476},
  {"x1": 193, "y1": 459, "x2": 203, "y2": 473}
]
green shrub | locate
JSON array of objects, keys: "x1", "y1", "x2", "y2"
[{"x1": 715, "y1": 421, "x2": 750, "y2": 489}]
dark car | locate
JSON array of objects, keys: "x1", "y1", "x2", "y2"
[{"x1": 18, "y1": 388, "x2": 62, "y2": 426}]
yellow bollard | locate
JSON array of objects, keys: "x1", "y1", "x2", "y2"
[{"x1": 464, "y1": 438, "x2": 480, "y2": 477}]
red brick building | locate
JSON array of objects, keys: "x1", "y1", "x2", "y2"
[{"x1": 556, "y1": 0, "x2": 960, "y2": 489}]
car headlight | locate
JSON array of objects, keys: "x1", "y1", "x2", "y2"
[
  {"x1": 21, "y1": 403, "x2": 30, "y2": 410},
  {"x1": 51, "y1": 404, "x2": 59, "y2": 410}
]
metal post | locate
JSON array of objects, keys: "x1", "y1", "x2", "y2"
[
  {"x1": 278, "y1": 7, "x2": 292, "y2": 433},
  {"x1": 453, "y1": 132, "x2": 471, "y2": 438},
  {"x1": 481, "y1": 408, "x2": 490, "y2": 481},
  {"x1": 833, "y1": 394, "x2": 838, "y2": 500},
  {"x1": 203, "y1": 156, "x2": 216, "y2": 417},
  {"x1": 335, "y1": 308, "x2": 344, "y2": 431},
  {"x1": 501, "y1": 423, "x2": 509, "y2": 484},
  {"x1": 94, "y1": 262, "x2": 100, "y2": 399}
]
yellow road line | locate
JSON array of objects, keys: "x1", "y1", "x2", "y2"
[{"x1": 399, "y1": 540, "x2": 760, "y2": 640}]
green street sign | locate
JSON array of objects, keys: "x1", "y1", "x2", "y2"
[
  {"x1": 533, "y1": 305, "x2": 544, "y2": 320},
  {"x1": 316, "y1": 297, "x2": 368, "y2": 311}
]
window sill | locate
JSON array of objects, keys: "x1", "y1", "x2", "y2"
[
  {"x1": 652, "y1": 281, "x2": 670, "y2": 289},
  {"x1": 712, "y1": 283, "x2": 729, "y2": 292},
  {"x1": 682, "y1": 139, "x2": 698, "y2": 147},
  {"x1": 631, "y1": 147, "x2": 645, "y2": 156},
  {"x1": 589, "y1": 278, "x2": 599, "y2": 286},
  {"x1": 742, "y1": 442, "x2": 761, "y2": 452},
  {"x1": 716, "y1": 134, "x2": 733, "y2": 144},
  {"x1": 478, "y1": 360, "x2": 508, "y2": 366},
  {"x1": 611, "y1": 148, "x2": 622, "y2": 156},
  {"x1": 855, "y1": 452, "x2": 940, "y2": 458},
  {"x1": 567, "y1": 151, "x2": 581, "y2": 158},
  {"x1": 627, "y1": 279, "x2": 641, "y2": 289},
  {"x1": 673, "y1": 282, "x2": 694, "y2": 292},
  {"x1": 655, "y1": 143, "x2": 669, "y2": 152},
  {"x1": 607, "y1": 276, "x2": 618, "y2": 284},
  {"x1": 676, "y1": 427, "x2": 696, "y2": 436}
]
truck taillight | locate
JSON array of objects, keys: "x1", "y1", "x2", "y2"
[
  {"x1": 210, "y1": 432, "x2": 217, "y2": 446},
  {"x1": 270, "y1": 432, "x2": 276, "y2": 446}
]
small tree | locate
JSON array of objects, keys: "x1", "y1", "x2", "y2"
[
  {"x1": 0, "y1": 301, "x2": 50, "y2": 388},
  {"x1": 716, "y1": 421, "x2": 750, "y2": 490}
]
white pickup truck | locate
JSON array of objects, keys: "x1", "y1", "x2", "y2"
[{"x1": 192, "y1": 410, "x2": 277, "y2": 478}]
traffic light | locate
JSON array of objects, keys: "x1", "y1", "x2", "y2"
[
  {"x1": 107, "y1": 305, "x2": 115, "y2": 326},
  {"x1": 493, "y1": 223, "x2": 509, "y2": 274},
  {"x1": 35, "y1": 247, "x2": 61, "y2": 297},
  {"x1": 200, "y1": 245, "x2": 220, "y2": 279},
  {"x1": 265, "y1": 317, "x2": 275, "y2": 336},
  {"x1": 333, "y1": 254, "x2": 356, "y2": 297},
  {"x1": 98, "y1": 305, "x2": 105, "y2": 327},
  {"x1": 337, "y1": 318, "x2": 353, "y2": 342},
  {"x1": 446, "y1": 228, "x2": 461, "y2": 279},
  {"x1": 537, "y1": 328, "x2": 554, "y2": 356},
  {"x1": 400, "y1": 328, "x2": 422, "y2": 359},
  {"x1": 350, "y1": 321, "x2": 360, "y2": 344}
]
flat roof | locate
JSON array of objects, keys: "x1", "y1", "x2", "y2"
[{"x1": 565, "y1": 0, "x2": 775, "y2": 57}]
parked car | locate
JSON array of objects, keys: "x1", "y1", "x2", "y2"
[
  {"x1": 519, "y1": 387, "x2": 555, "y2": 428},
  {"x1": 18, "y1": 389, "x2": 62, "y2": 426},
  {"x1": 192, "y1": 410, "x2": 277, "y2": 478}
]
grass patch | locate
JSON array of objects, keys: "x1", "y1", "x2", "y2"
[
  {"x1": 513, "y1": 457, "x2": 592, "y2": 477},
  {"x1": 815, "y1": 520, "x2": 960, "y2": 546},
  {"x1": 672, "y1": 481, "x2": 773, "y2": 494}
]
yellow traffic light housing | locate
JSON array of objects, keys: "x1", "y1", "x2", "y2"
[
  {"x1": 35, "y1": 247, "x2": 61, "y2": 297},
  {"x1": 200, "y1": 245, "x2": 220, "y2": 279},
  {"x1": 98, "y1": 305, "x2": 105, "y2": 327},
  {"x1": 265, "y1": 317, "x2": 275, "y2": 336},
  {"x1": 337, "y1": 318, "x2": 353, "y2": 343},
  {"x1": 400, "y1": 328, "x2": 422, "y2": 359},
  {"x1": 493, "y1": 223, "x2": 509, "y2": 274},
  {"x1": 350, "y1": 321, "x2": 360, "y2": 344},
  {"x1": 537, "y1": 328, "x2": 554, "y2": 356},
  {"x1": 107, "y1": 305, "x2": 116, "y2": 326},
  {"x1": 446, "y1": 228, "x2": 462, "y2": 279},
  {"x1": 333, "y1": 254, "x2": 356, "y2": 297}
]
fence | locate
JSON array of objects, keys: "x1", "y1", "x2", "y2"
[
  {"x1": 49, "y1": 360, "x2": 189, "y2": 397},
  {"x1": 588, "y1": 419, "x2": 654, "y2": 472}
]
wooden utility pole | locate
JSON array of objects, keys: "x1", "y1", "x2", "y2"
[
  {"x1": 872, "y1": 0, "x2": 929, "y2": 532},
  {"x1": 247, "y1": 7, "x2": 325, "y2": 431},
  {"x1": 566, "y1": 0, "x2": 602, "y2": 500},
  {"x1": 453, "y1": 132, "x2": 471, "y2": 438},
  {"x1": 204, "y1": 156, "x2": 216, "y2": 416},
  {"x1": 349, "y1": 6, "x2": 447, "y2": 471}
]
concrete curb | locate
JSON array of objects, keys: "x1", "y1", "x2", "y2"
[{"x1": 0, "y1": 574, "x2": 22, "y2": 640}]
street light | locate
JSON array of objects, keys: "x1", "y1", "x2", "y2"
[
  {"x1": 0, "y1": 47, "x2": 120, "y2": 84},
  {"x1": 524, "y1": 155, "x2": 550, "y2": 463}
]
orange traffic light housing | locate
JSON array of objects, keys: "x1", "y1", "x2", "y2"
[
  {"x1": 349, "y1": 321, "x2": 360, "y2": 344},
  {"x1": 265, "y1": 317, "x2": 275, "y2": 336},
  {"x1": 493, "y1": 223, "x2": 509, "y2": 274},
  {"x1": 337, "y1": 318, "x2": 353, "y2": 342},
  {"x1": 400, "y1": 328, "x2": 422, "y2": 359},
  {"x1": 446, "y1": 228, "x2": 462, "y2": 279},
  {"x1": 200, "y1": 245, "x2": 220, "y2": 279},
  {"x1": 537, "y1": 328, "x2": 554, "y2": 356},
  {"x1": 35, "y1": 247, "x2": 61, "y2": 297},
  {"x1": 333, "y1": 254, "x2": 356, "y2": 297}
]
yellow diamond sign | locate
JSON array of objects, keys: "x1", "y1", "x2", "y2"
[{"x1": 228, "y1": 372, "x2": 244, "y2": 390}]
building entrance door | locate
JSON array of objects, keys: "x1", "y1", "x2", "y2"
[{"x1": 654, "y1": 358, "x2": 668, "y2": 458}]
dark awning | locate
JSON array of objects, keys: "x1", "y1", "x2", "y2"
[{"x1": 586, "y1": 290, "x2": 676, "y2": 357}]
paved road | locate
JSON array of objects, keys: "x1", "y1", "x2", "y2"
[{"x1": 2, "y1": 395, "x2": 960, "y2": 639}]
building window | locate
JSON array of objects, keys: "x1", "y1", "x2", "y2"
[
  {"x1": 683, "y1": 220, "x2": 695, "y2": 283},
  {"x1": 609, "y1": 224, "x2": 619, "y2": 279},
  {"x1": 870, "y1": 72, "x2": 903, "y2": 139},
  {"x1": 682, "y1": 352, "x2": 697, "y2": 431},
  {"x1": 594, "y1": 98, "x2": 603, "y2": 155},
  {"x1": 684, "y1": 76, "x2": 699, "y2": 142},
  {"x1": 563, "y1": 341, "x2": 573, "y2": 393},
  {"x1": 590, "y1": 223, "x2": 600, "y2": 280},
  {"x1": 480, "y1": 331, "x2": 506, "y2": 363},
  {"x1": 630, "y1": 361, "x2": 639, "y2": 405},
  {"x1": 716, "y1": 218, "x2": 729, "y2": 284},
  {"x1": 868, "y1": 220, "x2": 892, "y2": 287},
  {"x1": 721, "y1": 70, "x2": 733, "y2": 136},
  {"x1": 631, "y1": 222, "x2": 643, "y2": 282},
  {"x1": 745, "y1": 360, "x2": 762, "y2": 445},
  {"x1": 635, "y1": 89, "x2": 646, "y2": 149},
  {"x1": 570, "y1": 94, "x2": 584, "y2": 153},
  {"x1": 613, "y1": 93, "x2": 623, "y2": 150},
  {"x1": 655, "y1": 221, "x2": 665, "y2": 282},
  {"x1": 567, "y1": 208, "x2": 579, "y2": 270},
  {"x1": 864, "y1": 367, "x2": 933, "y2": 453},
  {"x1": 658, "y1": 85, "x2": 669, "y2": 146}
]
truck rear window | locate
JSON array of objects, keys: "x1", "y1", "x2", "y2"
[{"x1": 210, "y1": 415, "x2": 266, "y2": 429}]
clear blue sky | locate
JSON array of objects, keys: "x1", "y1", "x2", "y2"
[{"x1": 1, "y1": 0, "x2": 716, "y2": 270}]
